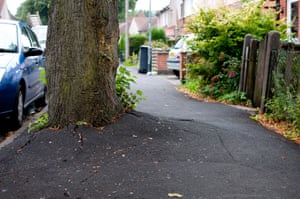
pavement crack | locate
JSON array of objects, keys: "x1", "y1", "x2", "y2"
[
  {"x1": 69, "y1": 125, "x2": 83, "y2": 149},
  {"x1": 80, "y1": 174, "x2": 95, "y2": 184},
  {"x1": 16, "y1": 135, "x2": 36, "y2": 154},
  {"x1": 127, "y1": 111, "x2": 142, "y2": 118},
  {"x1": 75, "y1": 126, "x2": 83, "y2": 147},
  {"x1": 176, "y1": 118, "x2": 194, "y2": 122},
  {"x1": 216, "y1": 133, "x2": 236, "y2": 162}
]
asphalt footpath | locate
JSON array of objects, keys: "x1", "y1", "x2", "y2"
[{"x1": 0, "y1": 67, "x2": 300, "y2": 199}]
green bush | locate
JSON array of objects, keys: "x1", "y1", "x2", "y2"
[
  {"x1": 119, "y1": 28, "x2": 167, "y2": 60},
  {"x1": 200, "y1": 57, "x2": 241, "y2": 98},
  {"x1": 118, "y1": 34, "x2": 147, "y2": 56},
  {"x1": 28, "y1": 112, "x2": 49, "y2": 133},
  {"x1": 187, "y1": 0, "x2": 286, "y2": 62},
  {"x1": 266, "y1": 75, "x2": 300, "y2": 135},
  {"x1": 116, "y1": 66, "x2": 145, "y2": 111},
  {"x1": 123, "y1": 54, "x2": 138, "y2": 66},
  {"x1": 265, "y1": 50, "x2": 300, "y2": 136},
  {"x1": 119, "y1": 33, "x2": 126, "y2": 52},
  {"x1": 130, "y1": 34, "x2": 147, "y2": 55},
  {"x1": 148, "y1": 27, "x2": 167, "y2": 43},
  {"x1": 185, "y1": 0, "x2": 287, "y2": 100},
  {"x1": 183, "y1": 79, "x2": 201, "y2": 94},
  {"x1": 145, "y1": 40, "x2": 169, "y2": 50},
  {"x1": 218, "y1": 91, "x2": 248, "y2": 105}
]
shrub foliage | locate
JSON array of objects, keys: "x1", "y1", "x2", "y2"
[
  {"x1": 185, "y1": 0, "x2": 286, "y2": 101},
  {"x1": 119, "y1": 28, "x2": 167, "y2": 58},
  {"x1": 265, "y1": 53, "x2": 300, "y2": 136},
  {"x1": 116, "y1": 66, "x2": 145, "y2": 111},
  {"x1": 148, "y1": 27, "x2": 167, "y2": 43},
  {"x1": 130, "y1": 34, "x2": 148, "y2": 55}
]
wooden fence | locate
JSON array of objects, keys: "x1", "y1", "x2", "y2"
[{"x1": 239, "y1": 31, "x2": 300, "y2": 113}]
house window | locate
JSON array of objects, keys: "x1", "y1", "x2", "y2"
[
  {"x1": 291, "y1": 1, "x2": 299, "y2": 35},
  {"x1": 181, "y1": 1, "x2": 185, "y2": 18},
  {"x1": 287, "y1": 0, "x2": 299, "y2": 40}
]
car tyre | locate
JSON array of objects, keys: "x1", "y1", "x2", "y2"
[
  {"x1": 12, "y1": 88, "x2": 24, "y2": 127},
  {"x1": 173, "y1": 70, "x2": 179, "y2": 78},
  {"x1": 35, "y1": 87, "x2": 47, "y2": 108}
]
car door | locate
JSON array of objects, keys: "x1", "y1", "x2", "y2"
[
  {"x1": 20, "y1": 26, "x2": 44, "y2": 104},
  {"x1": 25, "y1": 27, "x2": 45, "y2": 98}
]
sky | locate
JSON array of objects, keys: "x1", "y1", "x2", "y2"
[
  {"x1": 6, "y1": 0, "x2": 170, "y2": 16},
  {"x1": 135, "y1": 0, "x2": 170, "y2": 11},
  {"x1": 7, "y1": 0, "x2": 25, "y2": 15}
]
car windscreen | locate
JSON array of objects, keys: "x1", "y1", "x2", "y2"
[
  {"x1": 0, "y1": 23, "x2": 18, "y2": 53},
  {"x1": 32, "y1": 26, "x2": 47, "y2": 45},
  {"x1": 174, "y1": 38, "x2": 185, "y2": 49}
]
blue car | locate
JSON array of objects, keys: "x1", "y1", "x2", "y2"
[{"x1": 0, "y1": 19, "x2": 46, "y2": 127}]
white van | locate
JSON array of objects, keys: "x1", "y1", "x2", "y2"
[{"x1": 167, "y1": 34, "x2": 194, "y2": 76}]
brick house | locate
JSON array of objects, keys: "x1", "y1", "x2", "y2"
[
  {"x1": 156, "y1": 0, "x2": 300, "y2": 41},
  {"x1": 156, "y1": 0, "x2": 243, "y2": 40},
  {"x1": 260, "y1": 0, "x2": 300, "y2": 41},
  {"x1": 129, "y1": 12, "x2": 156, "y2": 34},
  {"x1": 276, "y1": 0, "x2": 299, "y2": 40},
  {"x1": 227, "y1": 0, "x2": 300, "y2": 41},
  {"x1": 156, "y1": 0, "x2": 178, "y2": 40},
  {"x1": 156, "y1": 0, "x2": 199, "y2": 40},
  {"x1": 119, "y1": 12, "x2": 157, "y2": 36}
]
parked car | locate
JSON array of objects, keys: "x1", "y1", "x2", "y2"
[
  {"x1": 0, "y1": 19, "x2": 46, "y2": 127},
  {"x1": 32, "y1": 25, "x2": 48, "y2": 50},
  {"x1": 167, "y1": 34, "x2": 194, "y2": 77}
]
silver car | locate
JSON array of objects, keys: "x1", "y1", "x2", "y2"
[{"x1": 167, "y1": 34, "x2": 193, "y2": 77}]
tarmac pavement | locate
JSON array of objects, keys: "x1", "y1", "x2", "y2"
[{"x1": 0, "y1": 67, "x2": 300, "y2": 198}]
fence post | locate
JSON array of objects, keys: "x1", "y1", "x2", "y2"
[
  {"x1": 260, "y1": 31, "x2": 280, "y2": 113},
  {"x1": 246, "y1": 39, "x2": 259, "y2": 101},
  {"x1": 180, "y1": 52, "x2": 187, "y2": 81},
  {"x1": 239, "y1": 34, "x2": 253, "y2": 93},
  {"x1": 285, "y1": 43, "x2": 294, "y2": 84},
  {"x1": 253, "y1": 37, "x2": 267, "y2": 108}
]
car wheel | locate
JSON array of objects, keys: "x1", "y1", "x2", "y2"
[
  {"x1": 173, "y1": 70, "x2": 179, "y2": 77},
  {"x1": 36, "y1": 87, "x2": 47, "y2": 108},
  {"x1": 12, "y1": 89, "x2": 24, "y2": 127}
]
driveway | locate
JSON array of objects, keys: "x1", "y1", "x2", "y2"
[{"x1": 0, "y1": 67, "x2": 299, "y2": 199}]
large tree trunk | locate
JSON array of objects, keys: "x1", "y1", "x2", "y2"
[{"x1": 46, "y1": 0, "x2": 124, "y2": 127}]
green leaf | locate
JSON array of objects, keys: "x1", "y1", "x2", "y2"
[{"x1": 136, "y1": 90, "x2": 143, "y2": 96}]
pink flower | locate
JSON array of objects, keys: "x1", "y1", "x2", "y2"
[
  {"x1": 211, "y1": 75, "x2": 218, "y2": 82},
  {"x1": 229, "y1": 71, "x2": 236, "y2": 78}
]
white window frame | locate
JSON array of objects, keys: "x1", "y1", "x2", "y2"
[{"x1": 287, "y1": 0, "x2": 299, "y2": 40}]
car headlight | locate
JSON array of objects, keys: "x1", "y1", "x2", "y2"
[{"x1": 0, "y1": 68, "x2": 6, "y2": 83}]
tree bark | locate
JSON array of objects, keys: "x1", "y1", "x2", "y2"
[{"x1": 46, "y1": 0, "x2": 124, "y2": 127}]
